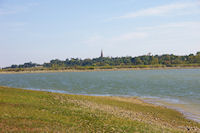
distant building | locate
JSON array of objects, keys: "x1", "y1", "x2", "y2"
[
  {"x1": 147, "y1": 52, "x2": 152, "y2": 56},
  {"x1": 101, "y1": 50, "x2": 103, "y2": 58}
]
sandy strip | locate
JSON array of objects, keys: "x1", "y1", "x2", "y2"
[{"x1": 0, "y1": 67, "x2": 200, "y2": 74}]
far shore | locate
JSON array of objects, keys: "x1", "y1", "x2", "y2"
[{"x1": 0, "y1": 66, "x2": 200, "y2": 74}]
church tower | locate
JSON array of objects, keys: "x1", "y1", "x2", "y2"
[{"x1": 101, "y1": 49, "x2": 103, "y2": 58}]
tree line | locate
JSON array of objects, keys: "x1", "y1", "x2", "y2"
[{"x1": 3, "y1": 52, "x2": 200, "y2": 70}]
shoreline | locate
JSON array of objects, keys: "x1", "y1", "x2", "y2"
[
  {"x1": 142, "y1": 97, "x2": 200, "y2": 123},
  {"x1": 1, "y1": 86, "x2": 200, "y2": 132},
  {"x1": 8, "y1": 86, "x2": 200, "y2": 123},
  {"x1": 0, "y1": 66, "x2": 200, "y2": 74}
]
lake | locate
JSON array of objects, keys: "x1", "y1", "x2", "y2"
[{"x1": 0, "y1": 69, "x2": 200, "y2": 122}]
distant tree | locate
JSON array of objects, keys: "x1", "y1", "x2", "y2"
[
  {"x1": 11, "y1": 65, "x2": 18, "y2": 68},
  {"x1": 133, "y1": 57, "x2": 143, "y2": 65},
  {"x1": 150, "y1": 57, "x2": 159, "y2": 65},
  {"x1": 4, "y1": 52, "x2": 200, "y2": 69}
]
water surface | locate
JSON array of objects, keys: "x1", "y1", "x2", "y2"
[{"x1": 0, "y1": 69, "x2": 200, "y2": 122}]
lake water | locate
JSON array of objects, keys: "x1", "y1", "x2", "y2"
[{"x1": 0, "y1": 69, "x2": 200, "y2": 122}]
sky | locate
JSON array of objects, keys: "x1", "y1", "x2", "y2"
[{"x1": 0, "y1": 0, "x2": 200, "y2": 67}]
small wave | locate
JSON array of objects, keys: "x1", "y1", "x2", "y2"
[{"x1": 24, "y1": 88, "x2": 70, "y2": 94}]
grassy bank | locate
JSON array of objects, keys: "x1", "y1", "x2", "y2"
[{"x1": 0, "y1": 86, "x2": 200, "y2": 132}]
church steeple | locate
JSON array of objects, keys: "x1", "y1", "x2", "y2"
[{"x1": 101, "y1": 49, "x2": 103, "y2": 58}]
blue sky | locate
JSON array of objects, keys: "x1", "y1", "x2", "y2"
[{"x1": 0, "y1": 0, "x2": 200, "y2": 67}]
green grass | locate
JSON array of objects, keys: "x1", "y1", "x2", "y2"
[{"x1": 0, "y1": 86, "x2": 199, "y2": 132}]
